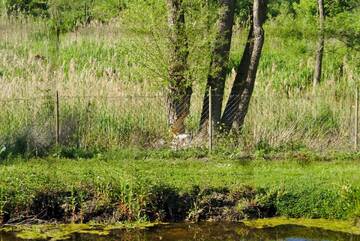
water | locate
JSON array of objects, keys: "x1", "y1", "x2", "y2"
[{"x1": 1, "y1": 222, "x2": 360, "y2": 241}]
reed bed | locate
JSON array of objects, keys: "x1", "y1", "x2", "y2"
[{"x1": 0, "y1": 15, "x2": 358, "y2": 156}]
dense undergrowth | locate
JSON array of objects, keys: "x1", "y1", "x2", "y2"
[
  {"x1": 1, "y1": 149, "x2": 360, "y2": 225},
  {"x1": 0, "y1": 1, "x2": 360, "y2": 234},
  {"x1": 1, "y1": 1, "x2": 360, "y2": 228}
]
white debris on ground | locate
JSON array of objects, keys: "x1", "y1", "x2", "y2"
[
  {"x1": 153, "y1": 138, "x2": 167, "y2": 148},
  {"x1": 171, "y1": 133, "x2": 192, "y2": 150}
]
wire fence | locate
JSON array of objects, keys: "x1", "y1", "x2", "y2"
[{"x1": 0, "y1": 90, "x2": 359, "y2": 156}]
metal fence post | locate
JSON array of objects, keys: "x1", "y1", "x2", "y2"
[
  {"x1": 355, "y1": 87, "x2": 359, "y2": 151},
  {"x1": 55, "y1": 90, "x2": 60, "y2": 146},
  {"x1": 208, "y1": 87, "x2": 213, "y2": 153}
]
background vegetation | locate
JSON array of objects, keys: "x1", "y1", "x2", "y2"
[{"x1": 0, "y1": 0, "x2": 359, "y2": 158}]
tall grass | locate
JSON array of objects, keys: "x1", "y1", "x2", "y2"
[{"x1": 0, "y1": 14, "x2": 358, "y2": 156}]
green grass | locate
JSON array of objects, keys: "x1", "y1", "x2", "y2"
[{"x1": 1, "y1": 150, "x2": 360, "y2": 224}]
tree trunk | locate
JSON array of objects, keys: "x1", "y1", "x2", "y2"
[
  {"x1": 221, "y1": 0, "x2": 267, "y2": 132},
  {"x1": 221, "y1": 25, "x2": 254, "y2": 131},
  {"x1": 166, "y1": 0, "x2": 192, "y2": 136},
  {"x1": 313, "y1": 0, "x2": 325, "y2": 88},
  {"x1": 199, "y1": 0, "x2": 235, "y2": 132}
]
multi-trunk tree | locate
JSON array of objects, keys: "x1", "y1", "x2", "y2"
[
  {"x1": 223, "y1": 0, "x2": 267, "y2": 132},
  {"x1": 166, "y1": 0, "x2": 268, "y2": 137}
]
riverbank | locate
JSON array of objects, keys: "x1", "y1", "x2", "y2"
[
  {"x1": 1, "y1": 149, "x2": 360, "y2": 226},
  {"x1": 2, "y1": 219, "x2": 360, "y2": 241}
]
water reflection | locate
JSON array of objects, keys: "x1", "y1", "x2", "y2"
[{"x1": 1, "y1": 222, "x2": 360, "y2": 241}]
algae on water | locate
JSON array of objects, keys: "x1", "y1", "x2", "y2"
[
  {"x1": 243, "y1": 217, "x2": 360, "y2": 235},
  {"x1": 0, "y1": 222, "x2": 155, "y2": 241}
]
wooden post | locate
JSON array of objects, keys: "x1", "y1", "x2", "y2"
[
  {"x1": 55, "y1": 90, "x2": 60, "y2": 146},
  {"x1": 208, "y1": 87, "x2": 213, "y2": 153},
  {"x1": 355, "y1": 87, "x2": 359, "y2": 151}
]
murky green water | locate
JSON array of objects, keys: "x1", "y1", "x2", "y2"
[{"x1": 1, "y1": 222, "x2": 360, "y2": 241}]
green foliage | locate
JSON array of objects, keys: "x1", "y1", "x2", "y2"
[
  {"x1": 327, "y1": 9, "x2": 360, "y2": 50},
  {"x1": 2, "y1": 156, "x2": 360, "y2": 223},
  {"x1": 118, "y1": 0, "x2": 217, "y2": 88},
  {"x1": 3, "y1": 0, "x2": 127, "y2": 31},
  {"x1": 48, "y1": 0, "x2": 93, "y2": 33},
  {"x1": 324, "y1": 0, "x2": 359, "y2": 17},
  {"x1": 268, "y1": 0, "x2": 298, "y2": 17},
  {"x1": 5, "y1": 0, "x2": 48, "y2": 17},
  {"x1": 234, "y1": 0, "x2": 252, "y2": 25},
  {"x1": 276, "y1": 184, "x2": 360, "y2": 219},
  {"x1": 293, "y1": 0, "x2": 317, "y2": 17},
  {"x1": 0, "y1": 0, "x2": 359, "y2": 228},
  {"x1": 92, "y1": 0, "x2": 127, "y2": 22},
  {"x1": 293, "y1": 0, "x2": 359, "y2": 17}
]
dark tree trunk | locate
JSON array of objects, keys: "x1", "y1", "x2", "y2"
[
  {"x1": 221, "y1": 25, "x2": 254, "y2": 131},
  {"x1": 221, "y1": 0, "x2": 267, "y2": 132},
  {"x1": 199, "y1": 0, "x2": 235, "y2": 132},
  {"x1": 166, "y1": 0, "x2": 192, "y2": 136},
  {"x1": 313, "y1": 0, "x2": 325, "y2": 88}
]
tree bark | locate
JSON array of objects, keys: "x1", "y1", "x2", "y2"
[
  {"x1": 166, "y1": 0, "x2": 192, "y2": 136},
  {"x1": 199, "y1": 0, "x2": 235, "y2": 132},
  {"x1": 313, "y1": 0, "x2": 325, "y2": 88},
  {"x1": 221, "y1": 25, "x2": 254, "y2": 131},
  {"x1": 221, "y1": 0, "x2": 267, "y2": 132}
]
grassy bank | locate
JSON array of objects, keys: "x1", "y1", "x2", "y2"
[{"x1": 1, "y1": 149, "x2": 360, "y2": 225}]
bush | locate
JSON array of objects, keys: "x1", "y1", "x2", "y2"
[
  {"x1": 5, "y1": 0, "x2": 48, "y2": 17},
  {"x1": 4, "y1": 0, "x2": 127, "y2": 31}
]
